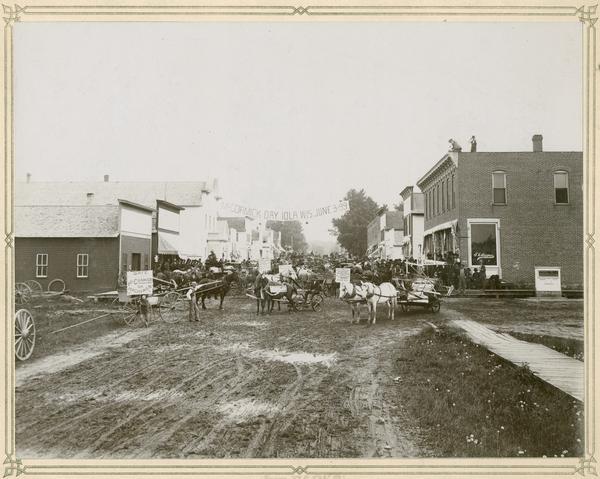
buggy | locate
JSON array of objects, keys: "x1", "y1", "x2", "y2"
[{"x1": 394, "y1": 277, "x2": 442, "y2": 313}]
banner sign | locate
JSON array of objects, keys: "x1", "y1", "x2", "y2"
[
  {"x1": 278, "y1": 264, "x2": 296, "y2": 278},
  {"x1": 220, "y1": 200, "x2": 349, "y2": 222},
  {"x1": 258, "y1": 259, "x2": 272, "y2": 273},
  {"x1": 127, "y1": 270, "x2": 153, "y2": 296},
  {"x1": 335, "y1": 268, "x2": 351, "y2": 283}
]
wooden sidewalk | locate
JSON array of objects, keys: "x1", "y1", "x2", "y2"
[{"x1": 451, "y1": 319, "x2": 584, "y2": 402}]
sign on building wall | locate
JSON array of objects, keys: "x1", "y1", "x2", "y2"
[
  {"x1": 335, "y1": 268, "x2": 351, "y2": 283},
  {"x1": 127, "y1": 270, "x2": 153, "y2": 296},
  {"x1": 258, "y1": 259, "x2": 272, "y2": 273}
]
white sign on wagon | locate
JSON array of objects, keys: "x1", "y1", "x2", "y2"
[
  {"x1": 278, "y1": 264, "x2": 296, "y2": 278},
  {"x1": 126, "y1": 270, "x2": 154, "y2": 296},
  {"x1": 335, "y1": 268, "x2": 351, "y2": 283},
  {"x1": 258, "y1": 259, "x2": 272, "y2": 273}
]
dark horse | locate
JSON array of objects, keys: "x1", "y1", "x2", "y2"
[
  {"x1": 263, "y1": 278, "x2": 297, "y2": 314},
  {"x1": 254, "y1": 274, "x2": 269, "y2": 315},
  {"x1": 195, "y1": 271, "x2": 238, "y2": 310},
  {"x1": 253, "y1": 274, "x2": 297, "y2": 314}
]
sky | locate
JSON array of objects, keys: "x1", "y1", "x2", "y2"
[{"x1": 14, "y1": 21, "x2": 582, "y2": 242}]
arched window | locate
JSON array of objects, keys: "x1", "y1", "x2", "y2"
[
  {"x1": 492, "y1": 171, "x2": 507, "y2": 204},
  {"x1": 554, "y1": 170, "x2": 569, "y2": 204}
]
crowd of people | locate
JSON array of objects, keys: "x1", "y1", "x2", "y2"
[{"x1": 138, "y1": 249, "x2": 499, "y2": 295}]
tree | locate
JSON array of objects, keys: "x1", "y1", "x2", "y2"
[
  {"x1": 330, "y1": 189, "x2": 380, "y2": 257},
  {"x1": 266, "y1": 220, "x2": 308, "y2": 253}
]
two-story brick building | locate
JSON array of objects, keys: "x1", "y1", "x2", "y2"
[{"x1": 416, "y1": 135, "x2": 583, "y2": 289}]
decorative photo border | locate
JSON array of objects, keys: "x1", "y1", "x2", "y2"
[{"x1": 1, "y1": 2, "x2": 597, "y2": 477}]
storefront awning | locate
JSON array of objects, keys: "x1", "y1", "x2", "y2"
[
  {"x1": 158, "y1": 234, "x2": 179, "y2": 255},
  {"x1": 423, "y1": 220, "x2": 458, "y2": 238}
]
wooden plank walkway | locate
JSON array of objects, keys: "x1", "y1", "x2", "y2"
[{"x1": 451, "y1": 319, "x2": 584, "y2": 402}]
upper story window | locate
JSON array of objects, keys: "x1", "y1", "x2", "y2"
[
  {"x1": 36, "y1": 253, "x2": 48, "y2": 278},
  {"x1": 492, "y1": 171, "x2": 507, "y2": 204},
  {"x1": 554, "y1": 171, "x2": 569, "y2": 204},
  {"x1": 441, "y1": 181, "x2": 446, "y2": 212},
  {"x1": 451, "y1": 175, "x2": 456, "y2": 209}
]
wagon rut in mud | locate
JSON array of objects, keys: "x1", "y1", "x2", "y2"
[{"x1": 16, "y1": 299, "x2": 429, "y2": 458}]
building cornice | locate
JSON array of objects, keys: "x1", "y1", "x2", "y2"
[{"x1": 416, "y1": 153, "x2": 458, "y2": 190}]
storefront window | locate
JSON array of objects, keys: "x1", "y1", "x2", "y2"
[{"x1": 470, "y1": 223, "x2": 498, "y2": 266}]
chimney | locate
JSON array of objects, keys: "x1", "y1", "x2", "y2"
[
  {"x1": 26, "y1": 173, "x2": 31, "y2": 183},
  {"x1": 532, "y1": 134, "x2": 543, "y2": 152},
  {"x1": 103, "y1": 174, "x2": 109, "y2": 182},
  {"x1": 86, "y1": 192, "x2": 94, "y2": 205}
]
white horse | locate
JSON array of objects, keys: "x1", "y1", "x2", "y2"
[
  {"x1": 362, "y1": 282, "x2": 398, "y2": 324},
  {"x1": 339, "y1": 281, "x2": 368, "y2": 324}
]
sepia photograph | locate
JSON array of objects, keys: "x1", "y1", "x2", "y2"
[{"x1": 4, "y1": 3, "x2": 596, "y2": 476}]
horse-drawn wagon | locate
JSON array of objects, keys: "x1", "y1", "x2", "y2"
[{"x1": 394, "y1": 277, "x2": 442, "y2": 313}]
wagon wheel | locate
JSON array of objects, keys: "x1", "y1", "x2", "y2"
[
  {"x1": 121, "y1": 300, "x2": 139, "y2": 326},
  {"x1": 429, "y1": 299, "x2": 441, "y2": 313},
  {"x1": 15, "y1": 309, "x2": 35, "y2": 361},
  {"x1": 286, "y1": 298, "x2": 299, "y2": 312},
  {"x1": 24, "y1": 280, "x2": 43, "y2": 295},
  {"x1": 15, "y1": 283, "x2": 31, "y2": 305},
  {"x1": 48, "y1": 278, "x2": 66, "y2": 293},
  {"x1": 162, "y1": 291, "x2": 186, "y2": 310},
  {"x1": 159, "y1": 293, "x2": 182, "y2": 323},
  {"x1": 311, "y1": 294, "x2": 324, "y2": 312}
]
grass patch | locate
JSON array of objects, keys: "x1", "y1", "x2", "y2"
[
  {"x1": 393, "y1": 327, "x2": 583, "y2": 457},
  {"x1": 509, "y1": 332, "x2": 583, "y2": 361}
]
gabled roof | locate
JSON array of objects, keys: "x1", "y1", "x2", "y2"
[
  {"x1": 16, "y1": 181, "x2": 210, "y2": 208},
  {"x1": 15, "y1": 205, "x2": 120, "y2": 238}
]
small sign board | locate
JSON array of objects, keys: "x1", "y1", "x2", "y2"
[
  {"x1": 335, "y1": 268, "x2": 351, "y2": 283},
  {"x1": 534, "y1": 267, "x2": 561, "y2": 295},
  {"x1": 278, "y1": 264, "x2": 296, "y2": 278},
  {"x1": 258, "y1": 259, "x2": 272, "y2": 273},
  {"x1": 127, "y1": 270, "x2": 153, "y2": 296}
]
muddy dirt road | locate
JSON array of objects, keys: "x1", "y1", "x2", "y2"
[{"x1": 16, "y1": 297, "x2": 434, "y2": 459}]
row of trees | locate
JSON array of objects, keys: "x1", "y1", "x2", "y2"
[{"x1": 330, "y1": 189, "x2": 381, "y2": 257}]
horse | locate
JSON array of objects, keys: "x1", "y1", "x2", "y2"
[
  {"x1": 253, "y1": 274, "x2": 270, "y2": 315},
  {"x1": 262, "y1": 277, "x2": 297, "y2": 314},
  {"x1": 338, "y1": 281, "x2": 369, "y2": 323},
  {"x1": 362, "y1": 281, "x2": 398, "y2": 324},
  {"x1": 194, "y1": 271, "x2": 238, "y2": 310}
]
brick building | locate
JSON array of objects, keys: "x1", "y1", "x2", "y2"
[
  {"x1": 416, "y1": 135, "x2": 583, "y2": 289},
  {"x1": 15, "y1": 200, "x2": 153, "y2": 292}
]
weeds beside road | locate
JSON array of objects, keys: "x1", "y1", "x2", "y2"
[{"x1": 393, "y1": 326, "x2": 583, "y2": 457}]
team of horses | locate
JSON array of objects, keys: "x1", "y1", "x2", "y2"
[
  {"x1": 338, "y1": 281, "x2": 398, "y2": 325},
  {"x1": 177, "y1": 265, "x2": 401, "y2": 325}
]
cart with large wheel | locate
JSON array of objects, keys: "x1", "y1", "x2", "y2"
[
  {"x1": 396, "y1": 277, "x2": 441, "y2": 313},
  {"x1": 15, "y1": 308, "x2": 35, "y2": 361}
]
